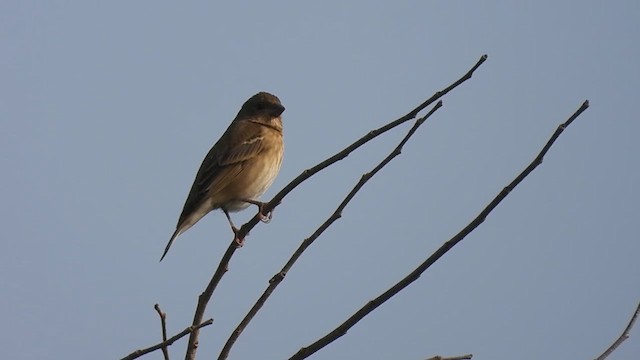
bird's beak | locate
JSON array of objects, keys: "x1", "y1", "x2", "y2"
[{"x1": 272, "y1": 104, "x2": 285, "y2": 117}]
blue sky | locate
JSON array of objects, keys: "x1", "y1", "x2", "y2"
[{"x1": 2, "y1": 2, "x2": 639, "y2": 359}]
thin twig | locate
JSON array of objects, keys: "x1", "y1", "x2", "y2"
[
  {"x1": 183, "y1": 55, "x2": 488, "y2": 360},
  {"x1": 595, "y1": 300, "x2": 640, "y2": 360},
  {"x1": 154, "y1": 304, "x2": 170, "y2": 360},
  {"x1": 218, "y1": 103, "x2": 443, "y2": 360},
  {"x1": 426, "y1": 354, "x2": 472, "y2": 360},
  {"x1": 289, "y1": 101, "x2": 590, "y2": 360},
  {"x1": 120, "y1": 319, "x2": 213, "y2": 360}
]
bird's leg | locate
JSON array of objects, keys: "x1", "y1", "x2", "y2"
[
  {"x1": 240, "y1": 198, "x2": 273, "y2": 223},
  {"x1": 223, "y1": 209, "x2": 244, "y2": 246}
]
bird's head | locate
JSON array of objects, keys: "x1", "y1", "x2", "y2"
[{"x1": 240, "y1": 92, "x2": 285, "y2": 119}]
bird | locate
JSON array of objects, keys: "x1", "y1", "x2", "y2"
[{"x1": 160, "y1": 92, "x2": 285, "y2": 261}]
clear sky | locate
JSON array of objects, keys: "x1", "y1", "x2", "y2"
[{"x1": 2, "y1": 1, "x2": 639, "y2": 360}]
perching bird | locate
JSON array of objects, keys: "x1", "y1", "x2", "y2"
[{"x1": 160, "y1": 92, "x2": 285, "y2": 261}]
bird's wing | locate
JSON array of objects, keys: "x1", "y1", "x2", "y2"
[
  {"x1": 201, "y1": 135, "x2": 265, "y2": 192},
  {"x1": 177, "y1": 123, "x2": 266, "y2": 224}
]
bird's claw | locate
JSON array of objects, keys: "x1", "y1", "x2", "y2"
[
  {"x1": 234, "y1": 236, "x2": 245, "y2": 247},
  {"x1": 231, "y1": 226, "x2": 245, "y2": 247},
  {"x1": 259, "y1": 210, "x2": 273, "y2": 223}
]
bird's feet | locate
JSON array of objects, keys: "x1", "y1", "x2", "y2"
[
  {"x1": 230, "y1": 226, "x2": 245, "y2": 247},
  {"x1": 258, "y1": 206, "x2": 273, "y2": 223},
  {"x1": 241, "y1": 199, "x2": 273, "y2": 223},
  {"x1": 223, "y1": 210, "x2": 245, "y2": 246}
]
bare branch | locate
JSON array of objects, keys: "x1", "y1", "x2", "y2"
[
  {"x1": 120, "y1": 319, "x2": 213, "y2": 360},
  {"x1": 595, "y1": 300, "x2": 640, "y2": 360},
  {"x1": 154, "y1": 304, "x2": 170, "y2": 360},
  {"x1": 288, "y1": 101, "x2": 590, "y2": 360},
  {"x1": 217, "y1": 103, "x2": 443, "y2": 360},
  {"x1": 183, "y1": 55, "x2": 488, "y2": 360}
]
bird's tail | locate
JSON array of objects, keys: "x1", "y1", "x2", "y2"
[{"x1": 160, "y1": 228, "x2": 182, "y2": 262}]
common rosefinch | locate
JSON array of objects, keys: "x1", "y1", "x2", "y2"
[{"x1": 161, "y1": 92, "x2": 285, "y2": 261}]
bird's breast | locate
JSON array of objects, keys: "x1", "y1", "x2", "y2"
[{"x1": 224, "y1": 133, "x2": 283, "y2": 212}]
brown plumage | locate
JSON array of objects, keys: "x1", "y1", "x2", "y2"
[{"x1": 161, "y1": 92, "x2": 285, "y2": 261}]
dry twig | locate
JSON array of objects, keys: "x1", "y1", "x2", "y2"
[
  {"x1": 154, "y1": 304, "x2": 169, "y2": 360},
  {"x1": 120, "y1": 319, "x2": 213, "y2": 360},
  {"x1": 426, "y1": 355, "x2": 472, "y2": 360},
  {"x1": 595, "y1": 300, "x2": 640, "y2": 360}
]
